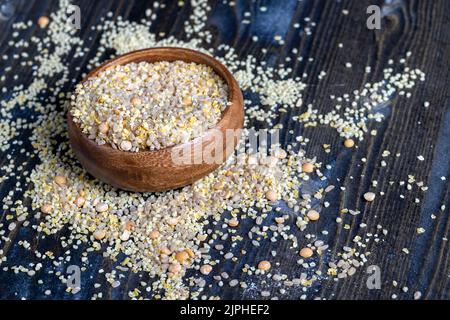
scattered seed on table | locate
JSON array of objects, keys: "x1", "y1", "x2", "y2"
[
  {"x1": 299, "y1": 247, "x2": 313, "y2": 258},
  {"x1": 74, "y1": 196, "x2": 85, "y2": 207},
  {"x1": 261, "y1": 291, "x2": 270, "y2": 297},
  {"x1": 258, "y1": 260, "x2": 271, "y2": 271},
  {"x1": 37, "y1": 16, "x2": 50, "y2": 28},
  {"x1": 229, "y1": 279, "x2": 239, "y2": 287},
  {"x1": 364, "y1": 192, "x2": 376, "y2": 202},
  {"x1": 274, "y1": 148, "x2": 287, "y2": 159},
  {"x1": 302, "y1": 162, "x2": 314, "y2": 173},
  {"x1": 306, "y1": 210, "x2": 320, "y2": 221},
  {"x1": 265, "y1": 190, "x2": 278, "y2": 202},
  {"x1": 200, "y1": 264, "x2": 213, "y2": 275},
  {"x1": 274, "y1": 217, "x2": 285, "y2": 224},
  {"x1": 344, "y1": 139, "x2": 355, "y2": 148},
  {"x1": 169, "y1": 263, "x2": 181, "y2": 274},
  {"x1": 175, "y1": 251, "x2": 189, "y2": 264},
  {"x1": 93, "y1": 229, "x2": 106, "y2": 241},
  {"x1": 228, "y1": 218, "x2": 239, "y2": 227},
  {"x1": 224, "y1": 252, "x2": 234, "y2": 259},
  {"x1": 120, "y1": 230, "x2": 131, "y2": 241}
]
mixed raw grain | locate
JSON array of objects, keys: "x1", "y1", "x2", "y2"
[{"x1": 70, "y1": 60, "x2": 228, "y2": 151}]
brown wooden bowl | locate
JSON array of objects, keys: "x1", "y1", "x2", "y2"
[{"x1": 67, "y1": 47, "x2": 244, "y2": 192}]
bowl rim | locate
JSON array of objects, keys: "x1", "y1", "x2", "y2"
[{"x1": 68, "y1": 46, "x2": 243, "y2": 156}]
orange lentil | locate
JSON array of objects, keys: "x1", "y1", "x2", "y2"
[
  {"x1": 37, "y1": 16, "x2": 50, "y2": 28},
  {"x1": 344, "y1": 138, "x2": 355, "y2": 148},
  {"x1": 265, "y1": 190, "x2": 278, "y2": 202},
  {"x1": 200, "y1": 264, "x2": 213, "y2": 275},
  {"x1": 306, "y1": 210, "x2": 320, "y2": 221},
  {"x1": 299, "y1": 247, "x2": 313, "y2": 258}
]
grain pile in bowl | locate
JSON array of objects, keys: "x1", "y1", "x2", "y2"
[{"x1": 70, "y1": 60, "x2": 229, "y2": 151}]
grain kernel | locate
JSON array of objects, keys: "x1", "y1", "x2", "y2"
[
  {"x1": 74, "y1": 196, "x2": 85, "y2": 207},
  {"x1": 120, "y1": 140, "x2": 132, "y2": 151},
  {"x1": 169, "y1": 263, "x2": 181, "y2": 274},
  {"x1": 306, "y1": 210, "x2": 320, "y2": 221},
  {"x1": 274, "y1": 217, "x2": 285, "y2": 224},
  {"x1": 200, "y1": 264, "x2": 213, "y2": 275},
  {"x1": 344, "y1": 138, "x2": 355, "y2": 148},
  {"x1": 257, "y1": 260, "x2": 271, "y2": 271},
  {"x1": 364, "y1": 192, "x2": 376, "y2": 202},
  {"x1": 213, "y1": 181, "x2": 225, "y2": 190},
  {"x1": 228, "y1": 218, "x2": 239, "y2": 227},
  {"x1": 175, "y1": 251, "x2": 189, "y2": 264},
  {"x1": 302, "y1": 162, "x2": 314, "y2": 173},
  {"x1": 274, "y1": 148, "x2": 287, "y2": 159},
  {"x1": 160, "y1": 247, "x2": 171, "y2": 255},
  {"x1": 149, "y1": 230, "x2": 160, "y2": 239},
  {"x1": 299, "y1": 247, "x2": 313, "y2": 258},
  {"x1": 167, "y1": 217, "x2": 179, "y2": 226},
  {"x1": 54, "y1": 175, "x2": 67, "y2": 186},
  {"x1": 95, "y1": 203, "x2": 108, "y2": 212},
  {"x1": 130, "y1": 96, "x2": 142, "y2": 106},
  {"x1": 120, "y1": 230, "x2": 131, "y2": 241},
  {"x1": 41, "y1": 204, "x2": 52, "y2": 214},
  {"x1": 185, "y1": 248, "x2": 195, "y2": 258},
  {"x1": 182, "y1": 96, "x2": 192, "y2": 106},
  {"x1": 124, "y1": 221, "x2": 135, "y2": 231},
  {"x1": 265, "y1": 190, "x2": 278, "y2": 202},
  {"x1": 37, "y1": 16, "x2": 50, "y2": 28},
  {"x1": 98, "y1": 122, "x2": 109, "y2": 134},
  {"x1": 93, "y1": 229, "x2": 106, "y2": 241}
]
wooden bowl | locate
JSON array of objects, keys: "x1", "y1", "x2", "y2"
[{"x1": 67, "y1": 47, "x2": 244, "y2": 192}]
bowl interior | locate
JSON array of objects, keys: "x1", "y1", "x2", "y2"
[
  {"x1": 84, "y1": 47, "x2": 238, "y2": 117},
  {"x1": 75, "y1": 47, "x2": 242, "y2": 154}
]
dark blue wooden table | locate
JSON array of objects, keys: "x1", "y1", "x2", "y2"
[{"x1": 0, "y1": 0, "x2": 449, "y2": 300}]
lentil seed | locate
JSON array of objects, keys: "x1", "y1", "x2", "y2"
[
  {"x1": 258, "y1": 260, "x2": 271, "y2": 271},
  {"x1": 302, "y1": 162, "x2": 314, "y2": 173},
  {"x1": 200, "y1": 264, "x2": 212, "y2": 275},
  {"x1": 364, "y1": 192, "x2": 376, "y2": 202},
  {"x1": 0, "y1": 1, "x2": 425, "y2": 301},
  {"x1": 40, "y1": 204, "x2": 52, "y2": 214},
  {"x1": 175, "y1": 251, "x2": 189, "y2": 264},
  {"x1": 37, "y1": 16, "x2": 50, "y2": 28},
  {"x1": 53, "y1": 175, "x2": 67, "y2": 186},
  {"x1": 306, "y1": 210, "x2": 320, "y2": 221},
  {"x1": 265, "y1": 190, "x2": 278, "y2": 202},
  {"x1": 71, "y1": 61, "x2": 229, "y2": 151},
  {"x1": 344, "y1": 139, "x2": 355, "y2": 148},
  {"x1": 95, "y1": 203, "x2": 108, "y2": 213},
  {"x1": 299, "y1": 247, "x2": 313, "y2": 258},
  {"x1": 93, "y1": 229, "x2": 106, "y2": 241}
]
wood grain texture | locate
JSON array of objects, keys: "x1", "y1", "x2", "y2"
[
  {"x1": 0, "y1": 0, "x2": 449, "y2": 300},
  {"x1": 68, "y1": 47, "x2": 244, "y2": 192}
]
